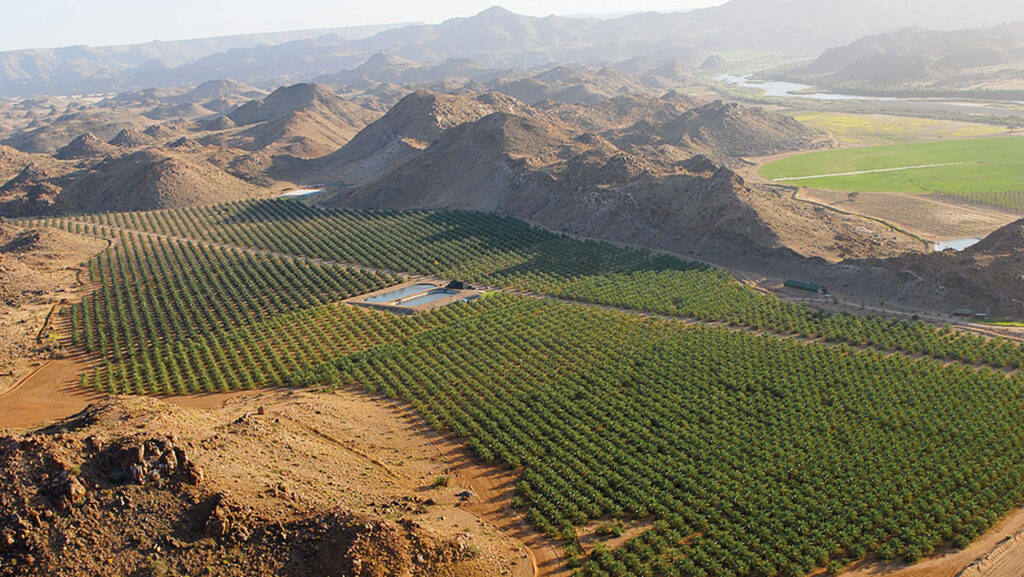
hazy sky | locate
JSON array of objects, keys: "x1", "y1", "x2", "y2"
[{"x1": 1, "y1": 1, "x2": 728, "y2": 52}]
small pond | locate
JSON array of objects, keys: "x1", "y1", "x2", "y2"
[
  {"x1": 364, "y1": 283, "x2": 438, "y2": 303},
  {"x1": 396, "y1": 289, "x2": 461, "y2": 307}
]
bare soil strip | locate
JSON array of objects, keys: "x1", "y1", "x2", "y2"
[{"x1": 275, "y1": 412, "x2": 403, "y2": 479}]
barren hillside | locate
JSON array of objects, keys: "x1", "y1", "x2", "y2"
[
  {"x1": 816, "y1": 218, "x2": 1024, "y2": 317},
  {"x1": 212, "y1": 84, "x2": 380, "y2": 158},
  {"x1": 318, "y1": 89, "x2": 910, "y2": 268},
  {"x1": 0, "y1": 224, "x2": 106, "y2": 394},
  {"x1": 51, "y1": 149, "x2": 270, "y2": 213},
  {"x1": 4, "y1": 109, "x2": 154, "y2": 154}
]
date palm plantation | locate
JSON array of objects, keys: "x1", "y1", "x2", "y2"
[{"x1": 2, "y1": 1, "x2": 1024, "y2": 576}]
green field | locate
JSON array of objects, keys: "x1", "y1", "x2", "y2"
[
  {"x1": 34, "y1": 200, "x2": 1024, "y2": 370},
  {"x1": 760, "y1": 136, "x2": 1024, "y2": 210},
  {"x1": 790, "y1": 111, "x2": 1009, "y2": 146}
]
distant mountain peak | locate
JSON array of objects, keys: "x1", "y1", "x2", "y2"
[
  {"x1": 475, "y1": 6, "x2": 519, "y2": 18},
  {"x1": 358, "y1": 53, "x2": 420, "y2": 73}
]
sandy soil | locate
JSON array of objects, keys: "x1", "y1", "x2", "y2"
[
  {"x1": 0, "y1": 354, "x2": 104, "y2": 429},
  {"x1": 168, "y1": 388, "x2": 536, "y2": 576},
  {"x1": 0, "y1": 377, "x2": 547, "y2": 575},
  {"x1": 431, "y1": 437, "x2": 569, "y2": 577}
]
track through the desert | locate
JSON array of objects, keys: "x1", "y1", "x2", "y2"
[{"x1": 429, "y1": 435, "x2": 570, "y2": 577}]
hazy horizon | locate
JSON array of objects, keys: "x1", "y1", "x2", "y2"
[{"x1": 0, "y1": 1, "x2": 728, "y2": 52}]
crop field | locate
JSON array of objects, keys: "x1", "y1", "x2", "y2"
[
  {"x1": 760, "y1": 136, "x2": 1024, "y2": 211},
  {"x1": 34, "y1": 200, "x2": 1024, "y2": 369},
  {"x1": 18, "y1": 201, "x2": 1024, "y2": 576},
  {"x1": 789, "y1": 111, "x2": 1010, "y2": 147},
  {"x1": 293, "y1": 296, "x2": 1024, "y2": 576}
]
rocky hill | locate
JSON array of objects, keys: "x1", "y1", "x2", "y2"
[
  {"x1": 3, "y1": 109, "x2": 153, "y2": 154},
  {"x1": 315, "y1": 53, "x2": 495, "y2": 88},
  {"x1": 314, "y1": 90, "x2": 533, "y2": 182},
  {"x1": 612, "y1": 100, "x2": 823, "y2": 158},
  {"x1": 108, "y1": 127, "x2": 154, "y2": 149},
  {"x1": 195, "y1": 84, "x2": 380, "y2": 158},
  {"x1": 0, "y1": 145, "x2": 32, "y2": 181},
  {"x1": 321, "y1": 57, "x2": 697, "y2": 109},
  {"x1": 805, "y1": 219, "x2": 1024, "y2": 318},
  {"x1": 485, "y1": 65, "x2": 655, "y2": 105},
  {"x1": 175, "y1": 78, "x2": 265, "y2": 104},
  {"x1": 314, "y1": 89, "x2": 906, "y2": 268},
  {"x1": 54, "y1": 133, "x2": 118, "y2": 160},
  {"x1": 0, "y1": 395, "x2": 510, "y2": 577},
  {"x1": 51, "y1": 149, "x2": 269, "y2": 213}
]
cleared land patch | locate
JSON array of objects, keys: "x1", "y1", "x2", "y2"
[
  {"x1": 795, "y1": 188, "x2": 1023, "y2": 242},
  {"x1": 760, "y1": 136, "x2": 1024, "y2": 211}
]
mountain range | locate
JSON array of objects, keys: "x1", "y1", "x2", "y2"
[
  {"x1": 4, "y1": 0, "x2": 1024, "y2": 98},
  {"x1": 787, "y1": 22, "x2": 1024, "y2": 96}
]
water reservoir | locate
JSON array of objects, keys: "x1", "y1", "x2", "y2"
[{"x1": 364, "y1": 283, "x2": 438, "y2": 303}]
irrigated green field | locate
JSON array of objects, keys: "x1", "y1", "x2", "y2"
[{"x1": 760, "y1": 136, "x2": 1024, "y2": 210}]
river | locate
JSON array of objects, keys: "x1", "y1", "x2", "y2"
[{"x1": 715, "y1": 74, "x2": 898, "y2": 101}]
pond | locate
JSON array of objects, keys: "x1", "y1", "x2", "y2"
[
  {"x1": 279, "y1": 189, "x2": 324, "y2": 198},
  {"x1": 934, "y1": 238, "x2": 981, "y2": 252},
  {"x1": 396, "y1": 289, "x2": 462, "y2": 307},
  {"x1": 364, "y1": 283, "x2": 438, "y2": 303}
]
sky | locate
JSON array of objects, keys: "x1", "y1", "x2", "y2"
[{"x1": 0, "y1": 0, "x2": 729, "y2": 52}]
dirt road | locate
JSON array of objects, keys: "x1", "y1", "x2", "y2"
[{"x1": 774, "y1": 162, "x2": 965, "y2": 182}]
